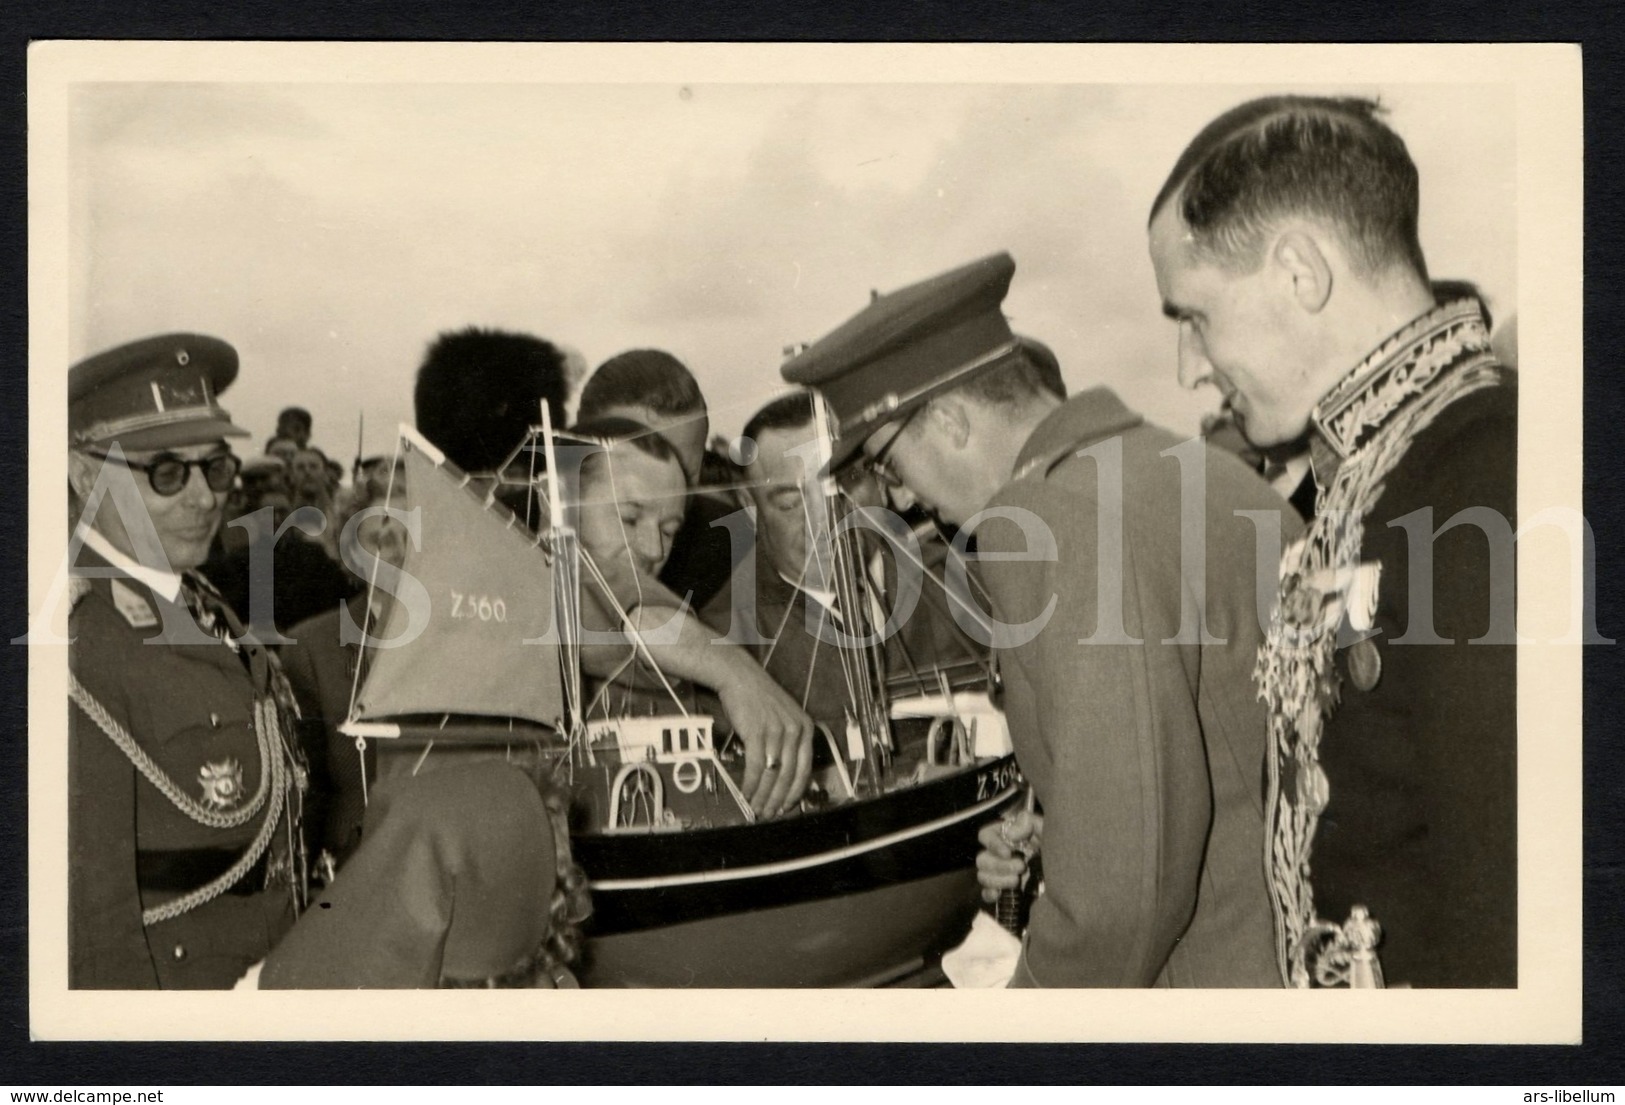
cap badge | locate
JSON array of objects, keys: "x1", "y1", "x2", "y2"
[
  {"x1": 856, "y1": 393, "x2": 901, "y2": 426},
  {"x1": 198, "y1": 758, "x2": 245, "y2": 810},
  {"x1": 175, "y1": 348, "x2": 190, "y2": 366}
]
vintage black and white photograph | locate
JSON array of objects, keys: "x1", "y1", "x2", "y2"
[{"x1": 26, "y1": 42, "x2": 1583, "y2": 1042}]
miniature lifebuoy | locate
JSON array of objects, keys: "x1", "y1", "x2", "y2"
[{"x1": 671, "y1": 757, "x2": 704, "y2": 795}]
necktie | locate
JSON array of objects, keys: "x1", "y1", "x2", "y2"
[{"x1": 181, "y1": 570, "x2": 242, "y2": 654}]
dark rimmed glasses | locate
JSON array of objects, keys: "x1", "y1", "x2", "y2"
[
  {"x1": 857, "y1": 404, "x2": 923, "y2": 492},
  {"x1": 86, "y1": 449, "x2": 242, "y2": 497}
]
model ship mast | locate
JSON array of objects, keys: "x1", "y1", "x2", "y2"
[
  {"x1": 808, "y1": 389, "x2": 893, "y2": 791},
  {"x1": 537, "y1": 400, "x2": 586, "y2": 767}
]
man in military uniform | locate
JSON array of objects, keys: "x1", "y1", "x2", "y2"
[
  {"x1": 1149, "y1": 95, "x2": 1517, "y2": 987},
  {"x1": 784, "y1": 255, "x2": 1295, "y2": 987},
  {"x1": 67, "y1": 333, "x2": 579, "y2": 988}
]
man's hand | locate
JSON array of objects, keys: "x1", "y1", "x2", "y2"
[
  {"x1": 976, "y1": 810, "x2": 1043, "y2": 904},
  {"x1": 716, "y1": 665, "x2": 815, "y2": 816},
  {"x1": 595, "y1": 598, "x2": 815, "y2": 817}
]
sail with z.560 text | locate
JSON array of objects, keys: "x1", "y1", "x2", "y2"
[{"x1": 349, "y1": 435, "x2": 564, "y2": 728}]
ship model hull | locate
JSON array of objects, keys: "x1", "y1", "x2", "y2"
[
  {"x1": 574, "y1": 752, "x2": 1021, "y2": 987},
  {"x1": 581, "y1": 868, "x2": 985, "y2": 988},
  {"x1": 372, "y1": 730, "x2": 1018, "y2": 987}
]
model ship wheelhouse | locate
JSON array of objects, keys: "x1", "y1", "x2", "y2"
[{"x1": 339, "y1": 398, "x2": 1021, "y2": 986}]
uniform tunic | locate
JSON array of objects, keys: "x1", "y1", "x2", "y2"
[
  {"x1": 1261, "y1": 299, "x2": 1517, "y2": 988},
  {"x1": 973, "y1": 388, "x2": 1298, "y2": 987},
  {"x1": 70, "y1": 542, "x2": 570, "y2": 989},
  {"x1": 69, "y1": 542, "x2": 298, "y2": 988}
]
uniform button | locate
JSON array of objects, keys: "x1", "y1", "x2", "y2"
[
  {"x1": 173, "y1": 944, "x2": 187, "y2": 961},
  {"x1": 209, "y1": 713, "x2": 221, "y2": 728}
]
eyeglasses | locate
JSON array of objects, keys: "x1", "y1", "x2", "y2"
[
  {"x1": 86, "y1": 450, "x2": 242, "y2": 497},
  {"x1": 858, "y1": 405, "x2": 922, "y2": 491}
]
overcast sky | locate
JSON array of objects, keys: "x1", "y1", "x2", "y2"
[{"x1": 69, "y1": 80, "x2": 1515, "y2": 461}]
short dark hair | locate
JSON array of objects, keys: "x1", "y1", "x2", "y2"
[
  {"x1": 939, "y1": 350, "x2": 1051, "y2": 413},
  {"x1": 578, "y1": 349, "x2": 706, "y2": 423},
  {"x1": 699, "y1": 446, "x2": 745, "y2": 492},
  {"x1": 566, "y1": 415, "x2": 686, "y2": 485},
  {"x1": 413, "y1": 327, "x2": 571, "y2": 473},
  {"x1": 1150, "y1": 95, "x2": 1428, "y2": 280},
  {"x1": 1431, "y1": 278, "x2": 1493, "y2": 331},
  {"x1": 1016, "y1": 335, "x2": 1065, "y2": 399},
  {"x1": 741, "y1": 391, "x2": 814, "y2": 446},
  {"x1": 277, "y1": 406, "x2": 312, "y2": 430}
]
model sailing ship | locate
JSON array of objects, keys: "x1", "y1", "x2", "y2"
[{"x1": 339, "y1": 399, "x2": 1021, "y2": 986}]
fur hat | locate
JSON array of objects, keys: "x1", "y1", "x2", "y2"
[{"x1": 412, "y1": 327, "x2": 571, "y2": 473}]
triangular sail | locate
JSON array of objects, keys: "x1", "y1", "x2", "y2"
[{"x1": 349, "y1": 436, "x2": 565, "y2": 728}]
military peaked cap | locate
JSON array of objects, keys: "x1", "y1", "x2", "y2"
[
  {"x1": 781, "y1": 252, "x2": 1021, "y2": 470},
  {"x1": 70, "y1": 333, "x2": 250, "y2": 451}
]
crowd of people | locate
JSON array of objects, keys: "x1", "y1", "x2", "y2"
[{"x1": 63, "y1": 94, "x2": 1518, "y2": 992}]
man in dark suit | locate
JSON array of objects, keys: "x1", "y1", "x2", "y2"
[{"x1": 1150, "y1": 95, "x2": 1517, "y2": 987}]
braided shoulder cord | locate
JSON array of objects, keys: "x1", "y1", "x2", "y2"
[
  {"x1": 68, "y1": 671, "x2": 270, "y2": 829},
  {"x1": 68, "y1": 676, "x2": 291, "y2": 925},
  {"x1": 140, "y1": 697, "x2": 289, "y2": 925}
]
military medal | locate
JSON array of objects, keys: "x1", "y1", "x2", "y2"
[
  {"x1": 198, "y1": 758, "x2": 245, "y2": 809},
  {"x1": 1295, "y1": 762, "x2": 1330, "y2": 816},
  {"x1": 1346, "y1": 638, "x2": 1382, "y2": 692}
]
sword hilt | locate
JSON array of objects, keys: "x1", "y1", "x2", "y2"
[
  {"x1": 995, "y1": 885, "x2": 1028, "y2": 934},
  {"x1": 993, "y1": 786, "x2": 1038, "y2": 935}
]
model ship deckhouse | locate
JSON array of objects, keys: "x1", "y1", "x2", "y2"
[{"x1": 340, "y1": 405, "x2": 1021, "y2": 987}]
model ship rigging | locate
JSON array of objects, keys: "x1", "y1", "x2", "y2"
[{"x1": 338, "y1": 397, "x2": 1021, "y2": 986}]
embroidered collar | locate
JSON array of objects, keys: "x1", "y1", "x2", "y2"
[
  {"x1": 1308, "y1": 298, "x2": 1494, "y2": 488},
  {"x1": 76, "y1": 525, "x2": 185, "y2": 603}
]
